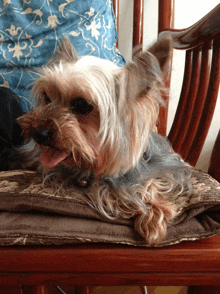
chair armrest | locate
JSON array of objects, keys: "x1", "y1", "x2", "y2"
[{"x1": 159, "y1": 4, "x2": 220, "y2": 49}]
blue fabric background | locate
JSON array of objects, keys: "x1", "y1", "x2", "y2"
[{"x1": 0, "y1": 0, "x2": 125, "y2": 111}]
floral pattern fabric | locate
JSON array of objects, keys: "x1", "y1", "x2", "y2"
[{"x1": 0, "y1": 0, "x2": 125, "y2": 111}]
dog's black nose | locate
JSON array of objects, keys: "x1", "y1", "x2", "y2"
[{"x1": 32, "y1": 129, "x2": 52, "y2": 146}]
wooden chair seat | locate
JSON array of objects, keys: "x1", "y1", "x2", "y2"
[{"x1": 0, "y1": 235, "x2": 220, "y2": 293}]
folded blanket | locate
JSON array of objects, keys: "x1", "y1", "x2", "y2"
[{"x1": 0, "y1": 169, "x2": 219, "y2": 247}]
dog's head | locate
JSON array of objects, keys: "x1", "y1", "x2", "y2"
[{"x1": 18, "y1": 37, "x2": 171, "y2": 177}]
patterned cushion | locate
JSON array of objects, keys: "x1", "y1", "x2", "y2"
[
  {"x1": 0, "y1": 169, "x2": 220, "y2": 246},
  {"x1": 0, "y1": 0, "x2": 125, "y2": 112}
]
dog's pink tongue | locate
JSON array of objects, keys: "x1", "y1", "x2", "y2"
[{"x1": 40, "y1": 148, "x2": 69, "y2": 169}]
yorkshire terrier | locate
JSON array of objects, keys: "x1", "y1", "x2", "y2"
[{"x1": 8, "y1": 37, "x2": 191, "y2": 244}]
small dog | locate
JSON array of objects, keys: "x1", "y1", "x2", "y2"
[{"x1": 10, "y1": 37, "x2": 191, "y2": 244}]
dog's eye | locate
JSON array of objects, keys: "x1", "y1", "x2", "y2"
[
  {"x1": 71, "y1": 98, "x2": 94, "y2": 115},
  {"x1": 43, "y1": 94, "x2": 51, "y2": 105}
]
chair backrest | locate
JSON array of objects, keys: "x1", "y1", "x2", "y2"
[
  {"x1": 114, "y1": 0, "x2": 220, "y2": 168},
  {"x1": 113, "y1": 0, "x2": 174, "y2": 136},
  {"x1": 113, "y1": 0, "x2": 145, "y2": 56},
  {"x1": 161, "y1": 4, "x2": 220, "y2": 166}
]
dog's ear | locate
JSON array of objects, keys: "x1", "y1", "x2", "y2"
[
  {"x1": 58, "y1": 36, "x2": 78, "y2": 62},
  {"x1": 47, "y1": 37, "x2": 78, "y2": 66},
  {"x1": 147, "y1": 36, "x2": 172, "y2": 72},
  {"x1": 121, "y1": 37, "x2": 172, "y2": 100}
]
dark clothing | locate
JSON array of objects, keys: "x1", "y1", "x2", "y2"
[{"x1": 0, "y1": 87, "x2": 24, "y2": 170}]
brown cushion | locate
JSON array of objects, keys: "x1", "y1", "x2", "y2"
[{"x1": 0, "y1": 169, "x2": 220, "y2": 247}]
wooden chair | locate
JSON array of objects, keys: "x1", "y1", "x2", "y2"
[{"x1": 0, "y1": 1, "x2": 219, "y2": 293}]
